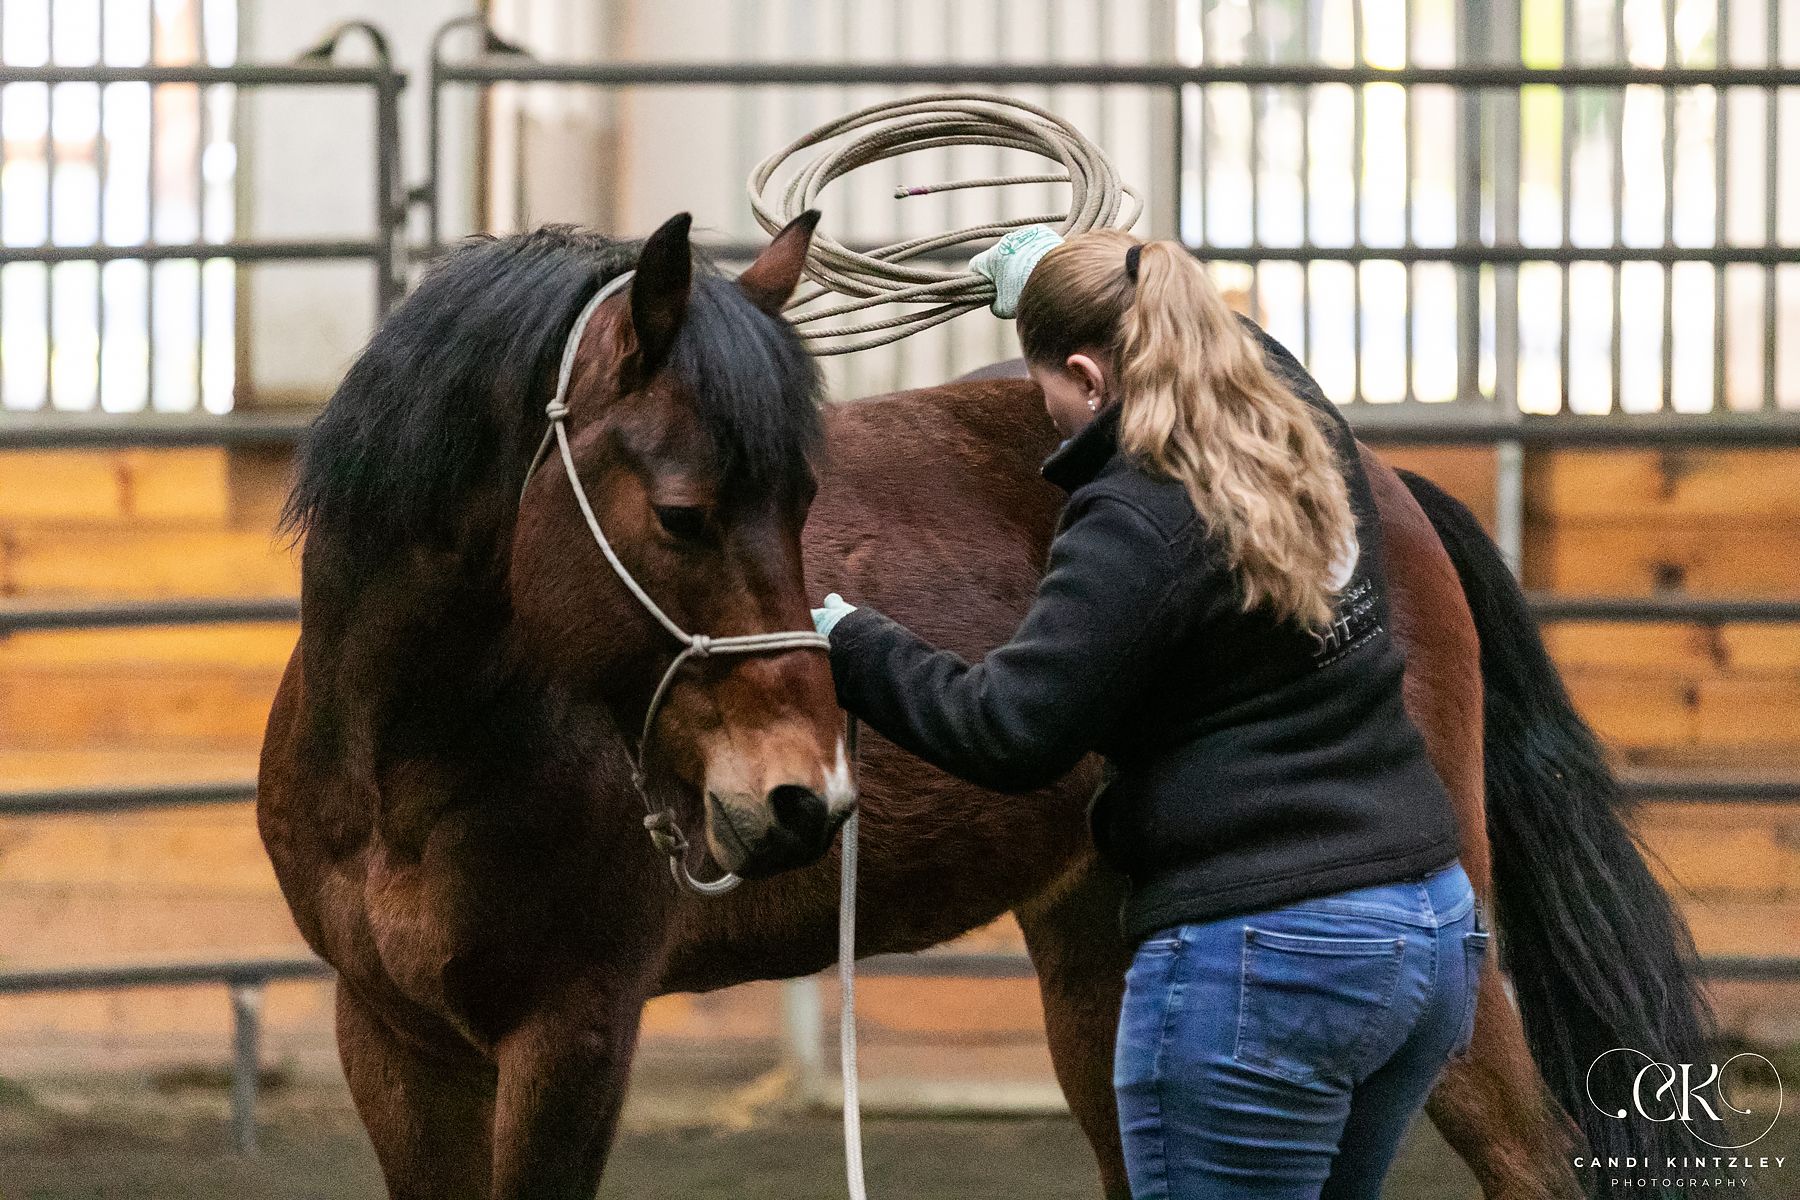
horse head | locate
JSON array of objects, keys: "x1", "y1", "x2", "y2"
[{"x1": 509, "y1": 211, "x2": 851, "y2": 880}]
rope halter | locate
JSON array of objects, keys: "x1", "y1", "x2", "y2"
[{"x1": 522, "y1": 268, "x2": 834, "y2": 897}]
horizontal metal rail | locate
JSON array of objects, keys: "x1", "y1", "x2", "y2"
[
  {"x1": 0, "y1": 954, "x2": 328, "y2": 996},
  {"x1": 0, "y1": 594, "x2": 1794, "y2": 639},
  {"x1": 0, "y1": 780, "x2": 259, "y2": 817},
  {"x1": 1531, "y1": 596, "x2": 1800, "y2": 623},
  {"x1": 7, "y1": 408, "x2": 1799, "y2": 451},
  {"x1": 4, "y1": 770, "x2": 1794, "y2": 820},
  {"x1": 0, "y1": 597, "x2": 301, "y2": 635},
  {"x1": 0, "y1": 240, "x2": 384, "y2": 266},
  {"x1": 437, "y1": 59, "x2": 1800, "y2": 89},
  {"x1": 0, "y1": 64, "x2": 405, "y2": 86},
  {"x1": 0, "y1": 411, "x2": 312, "y2": 449}
]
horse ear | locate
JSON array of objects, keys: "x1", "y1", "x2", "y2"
[
  {"x1": 737, "y1": 209, "x2": 820, "y2": 316},
  {"x1": 629, "y1": 212, "x2": 693, "y2": 373}
]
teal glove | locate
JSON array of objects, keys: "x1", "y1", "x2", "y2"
[
  {"x1": 811, "y1": 592, "x2": 857, "y2": 637},
  {"x1": 968, "y1": 224, "x2": 1065, "y2": 318}
]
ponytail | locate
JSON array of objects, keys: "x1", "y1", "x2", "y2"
[{"x1": 1019, "y1": 233, "x2": 1358, "y2": 631}]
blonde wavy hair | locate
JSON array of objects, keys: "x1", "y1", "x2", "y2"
[{"x1": 1015, "y1": 230, "x2": 1357, "y2": 631}]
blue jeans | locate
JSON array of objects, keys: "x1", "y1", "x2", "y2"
[{"x1": 1113, "y1": 859, "x2": 1488, "y2": 1199}]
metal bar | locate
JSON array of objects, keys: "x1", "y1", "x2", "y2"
[
  {"x1": 45, "y1": 0, "x2": 57, "y2": 413},
  {"x1": 0, "y1": 409, "x2": 310, "y2": 447},
  {"x1": 0, "y1": 955, "x2": 330, "y2": 995},
  {"x1": 706, "y1": 239, "x2": 1797, "y2": 267},
  {"x1": 0, "y1": 238, "x2": 386, "y2": 265},
  {"x1": 1350, "y1": 0, "x2": 1365, "y2": 403},
  {"x1": 0, "y1": 780, "x2": 261, "y2": 816},
  {"x1": 196, "y1": 70, "x2": 208, "y2": 412},
  {"x1": 1617, "y1": 772, "x2": 1800, "y2": 802},
  {"x1": 0, "y1": 596, "x2": 299, "y2": 634},
  {"x1": 230, "y1": 983, "x2": 263, "y2": 1155},
  {"x1": 3, "y1": 65, "x2": 405, "y2": 86},
  {"x1": 96, "y1": 4, "x2": 108, "y2": 409},
  {"x1": 1247, "y1": 0, "x2": 1263, "y2": 320},
  {"x1": 1611, "y1": 4, "x2": 1625, "y2": 414},
  {"x1": 146, "y1": 5, "x2": 157, "y2": 412},
  {"x1": 374, "y1": 60, "x2": 403, "y2": 315},
  {"x1": 1560, "y1": 0, "x2": 1575, "y2": 413},
  {"x1": 1343, "y1": 407, "x2": 1800, "y2": 446},
  {"x1": 1401, "y1": 0, "x2": 1414, "y2": 401},
  {"x1": 1661, "y1": 0, "x2": 1678, "y2": 412},
  {"x1": 1714, "y1": 0, "x2": 1730, "y2": 411},
  {"x1": 1455, "y1": 1, "x2": 1483, "y2": 405},
  {"x1": 1490, "y1": 1, "x2": 1524, "y2": 572},
  {"x1": 9, "y1": 402, "x2": 1800, "y2": 451},
  {"x1": 1527, "y1": 596, "x2": 1800, "y2": 622},
  {"x1": 1698, "y1": 958, "x2": 1800, "y2": 983},
  {"x1": 1762, "y1": 0, "x2": 1779, "y2": 410},
  {"x1": 781, "y1": 977, "x2": 826, "y2": 1103},
  {"x1": 1300, "y1": 0, "x2": 1313, "y2": 365},
  {"x1": 434, "y1": 60, "x2": 1800, "y2": 88}
]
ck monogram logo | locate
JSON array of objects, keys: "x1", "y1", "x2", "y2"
[{"x1": 1585, "y1": 1048, "x2": 1784, "y2": 1150}]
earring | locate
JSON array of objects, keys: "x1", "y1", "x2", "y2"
[{"x1": 1087, "y1": 397, "x2": 1098, "y2": 411}]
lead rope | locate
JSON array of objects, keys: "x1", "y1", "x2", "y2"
[{"x1": 837, "y1": 715, "x2": 866, "y2": 1200}]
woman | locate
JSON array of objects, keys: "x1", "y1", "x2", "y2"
[{"x1": 812, "y1": 229, "x2": 1487, "y2": 1199}]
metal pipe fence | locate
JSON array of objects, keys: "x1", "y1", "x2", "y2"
[{"x1": 2, "y1": 7, "x2": 1797, "y2": 1137}]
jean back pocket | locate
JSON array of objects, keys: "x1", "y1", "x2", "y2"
[
  {"x1": 1233, "y1": 926, "x2": 1406, "y2": 1086},
  {"x1": 1452, "y1": 928, "x2": 1491, "y2": 1059}
]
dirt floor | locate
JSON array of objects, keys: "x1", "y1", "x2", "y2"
[{"x1": 1, "y1": 1050, "x2": 1793, "y2": 1200}]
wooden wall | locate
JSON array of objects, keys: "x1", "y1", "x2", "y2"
[{"x1": 0, "y1": 438, "x2": 1794, "y2": 1078}]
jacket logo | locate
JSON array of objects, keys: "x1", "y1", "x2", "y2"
[{"x1": 1312, "y1": 578, "x2": 1380, "y2": 667}]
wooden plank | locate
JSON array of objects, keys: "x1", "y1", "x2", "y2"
[
  {"x1": 0, "y1": 668, "x2": 280, "y2": 749},
  {"x1": 121, "y1": 448, "x2": 232, "y2": 522},
  {"x1": 0, "y1": 448, "x2": 231, "y2": 524},
  {"x1": 1565, "y1": 670, "x2": 1800, "y2": 751},
  {"x1": 1527, "y1": 448, "x2": 1800, "y2": 522},
  {"x1": 1543, "y1": 623, "x2": 1800, "y2": 674},
  {"x1": 1635, "y1": 805, "x2": 1800, "y2": 900},
  {"x1": 0, "y1": 452, "x2": 123, "y2": 521},
  {"x1": 0, "y1": 747, "x2": 260, "y2": 788},
  {"x1": 0, "y1": 805, "x2": 278, "y2": 892},
  {"x1": 0, "y1": 525, "x2": 298, "y2": 598},
  {"x1": 1524, "y1": 520, "x2": 1800, "y2": 595},
  {"x1": 0, "y1": 623, "x2": 297, "y2": 670},
  {"x1": 1369, "y1": 446, "x2": 1500, "y2": 530}
]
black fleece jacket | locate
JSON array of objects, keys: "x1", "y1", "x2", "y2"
[{"x1": 824, "y1": 320, "x2": 1461, "y2": 941}]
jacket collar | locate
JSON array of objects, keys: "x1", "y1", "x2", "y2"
[{"x1": 1040, "y1": 399, "x2": 1123, "y2": 493}]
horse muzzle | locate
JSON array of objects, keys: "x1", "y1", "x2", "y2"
[{"x1": 705, "y1": 784, "x2": 847, "y2": 879}]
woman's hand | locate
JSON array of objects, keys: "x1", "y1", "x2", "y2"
[{"x1": 811, "y1": 592, "x2": 857, "y2": 636}]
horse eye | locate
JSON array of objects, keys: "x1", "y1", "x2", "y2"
[{"x1": 653, "y1": 504, "x2": 709, "y2": 540}]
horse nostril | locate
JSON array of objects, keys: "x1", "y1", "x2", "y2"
[{"x1": 768, "y1": 783, "x2": 829, "y2": 844}]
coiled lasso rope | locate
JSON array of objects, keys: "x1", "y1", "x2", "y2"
[
  {"x1": 748, "y1": 91, "x2": 1142, "y2": 355},
  {"x1": 747, "y1": 93, "x2": 1138, "y2": 1200}
]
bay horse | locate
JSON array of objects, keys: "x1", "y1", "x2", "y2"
[{"x1": 259, "y1": 212, "x2": 1714, "y2": 1200}]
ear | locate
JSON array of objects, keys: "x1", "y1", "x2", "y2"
[
  {"x1": 629, "y1": 212, "x2": 693, "y2": 374},
  {"x1": 737, "y1": 209, "x2": 821, "y2": 316},
  {"x1": 1065, "y1": 353, "x2": 1107, "y2": 403}
]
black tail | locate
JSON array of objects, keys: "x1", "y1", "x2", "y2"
[{"x1": 1398, "y1": 470, "x2": 1719, "y2": 1168}]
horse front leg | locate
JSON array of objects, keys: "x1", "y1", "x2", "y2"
[
  {"x1": 489, "y1": 978, "x2": 652, "y2": 1200},
  {"x1": 336, "y1": 980, "x2": 497, "y2": 1200}
]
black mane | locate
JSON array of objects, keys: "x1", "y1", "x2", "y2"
[{"x1": 282, "y1": 225, "x2": 822, "y2": 554}]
